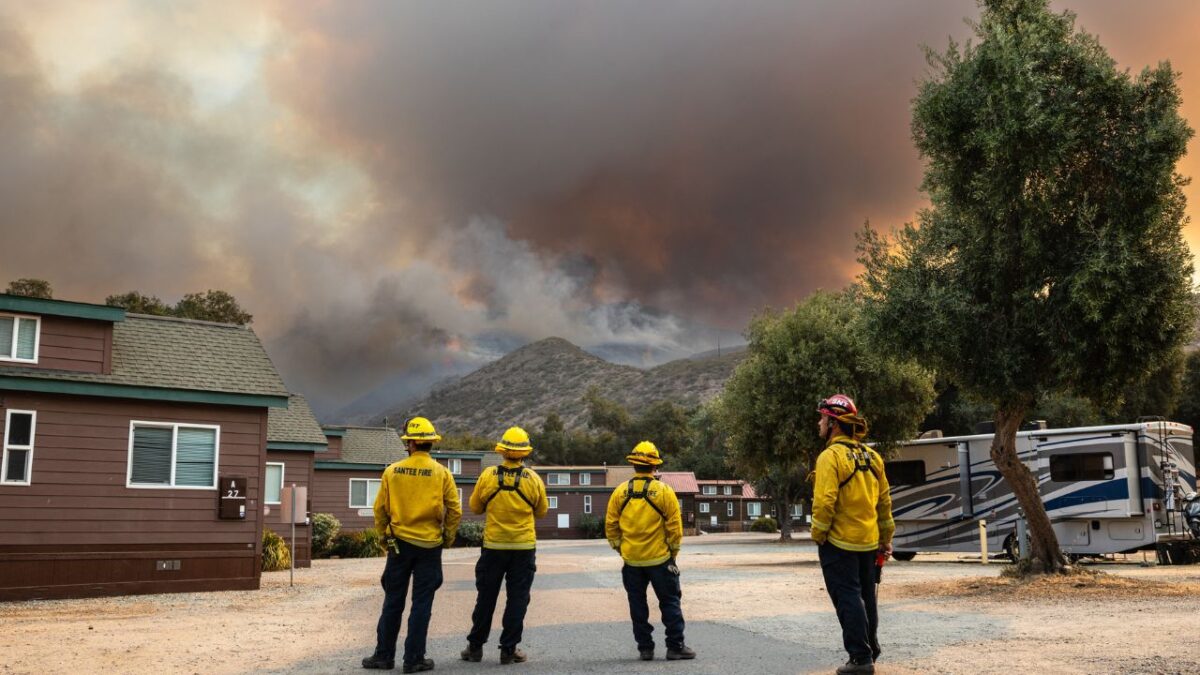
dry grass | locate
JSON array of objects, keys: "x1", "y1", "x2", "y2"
[{"x1": 891, "y1": 568, "x2": 1200, "y2": 602}]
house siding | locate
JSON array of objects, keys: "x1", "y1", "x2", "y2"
[
  {"x1": 14, "y1": 315, "x2": 111, "y2": 374},
  {"x1": 323, "y1": 435, "x2": 343, "y2": 459},
  {"x1": 311, "y1": 467, "x2": 382, "y2": 533},
  {"x1": 0, "y1": 392, "x2": 267, "y2": 601},
  {"x1": 264, "y1": 450, "x2": 314, "y2": 568},
  {"x1": 537, "y1": 489, "x2": 612, "y2": 539}
]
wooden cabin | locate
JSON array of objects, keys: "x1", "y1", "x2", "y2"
[
  {"x1": 0, "y1": 294, "x2": 289, "y2": 600},
  {"x1": 264, "y1": 394, "x2": 327, "y2": 568}
]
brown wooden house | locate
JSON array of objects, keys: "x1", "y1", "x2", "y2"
[
  {"x1": 264, "y1": 394, "x2": 327, "y2": 568},
  {"x1": 657, "y1": 471, "x2": 700, "y2": 535},
  {"x1": 530, "y1": 465, "x2": 628, "y2": 539},
  {"x1": 311, "y1": 425, "x2": 492, "y2": 532},
  {"x1": 694, "y1": 478, "x2": 765, "y2": 532},
  {"x1": 0, "y1": 294, "x2": 290, "y2": 601}
]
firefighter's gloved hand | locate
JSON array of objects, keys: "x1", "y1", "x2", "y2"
[
  {"x1": 812, "y1": 530, "x2": 827, "y2": 546},
  {"x1": 667, "y1": 558, "x2": 680, "y2": 576}
]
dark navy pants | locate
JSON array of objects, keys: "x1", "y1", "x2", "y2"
[
  {"x1": 621, "y1": 562, "x2": 685, "y2": 651},
  {"x1": 374, "y1": 541, "x2": 444, "y2": 665},
  {"x1": 818, "y1": 542, "x2": 879, "y2": 662},
  {"x1": 467, "y1": 548, "x2": 537, "y2": 651}
]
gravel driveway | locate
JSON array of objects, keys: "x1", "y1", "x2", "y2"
[{"x1": 3, "y1": 533, "x2": 1199, "y2": 674}]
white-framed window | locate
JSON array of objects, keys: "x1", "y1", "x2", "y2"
[
  {"x1": 699, "y1": 502, "x2": 710, "y2": 513},
  {"x1": 584, "y1": 495, "x2": 592, "y2": 514},
  {"x1": 457, "y1": 487, "x2": 463, "y2": 502},
  {"x1": 0, "y1": 313, "x2": 40, "y2": 364},
  {"x1": 547, "y1": 473, "x2": 570, "y2": 486},
  {"x1": 727, "y1": 502, "x2": 734, "y2": 517},
  {"x1": 748, "y1": 502, "x2": 762, "y2": 517},
  {"x1": 264, "y1": 462, "x2": 285, "y2": 505},
  {"x1": 548, "y1": 496, "x2": 558, "y2": 509},
  {"x1": 702, "y1": 485, "x2": 717, "y2": 495},
  {"x1": 791, "y1": 503, "x2": 804, "y2": 518},
  {"x1": 447, "y1": 458, "x2": 462, "y2": 475},
  {"x1": 579, "y1": 472, "x2": 591, "y2": 486},
  {"x1": 127, "y1": 422, "x2": 219, "y2": 489},
  {"x1": 723, "y1": 485, "x2": 733, "y2": 495},
  {"x1": 349, "y1": 478, "x2": 381, "y2": 508},
  {"x1": 2, "y1": 409, "x2": 36, "y2": 485}
]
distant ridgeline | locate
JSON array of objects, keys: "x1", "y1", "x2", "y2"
[{"x1": 379, "y1": 337, "x2": 744, "y2": 437}]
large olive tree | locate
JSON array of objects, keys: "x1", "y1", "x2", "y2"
[{"x1": 859, "y1": 0, "x2": 1195, "y2": 573}]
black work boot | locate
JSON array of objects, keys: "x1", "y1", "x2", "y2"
[
  {"x1": 361, "y1": 654, "x2": 395, "y2": 670},
  {"x1": 499, "y1": 648, "x2": 527, "y2": 664},
  {"x1": 666, "y1": 645, "x2": 696, "y2": 660},
  {"x1": 639, "y1": 648, "x2": 655, "y2": 661},
  {"x1": 460, "y1": 644, "x2": 482, "y2": 662},
  {"x1": 836, "y1": 657, "x2": 875, "y2": 674},
  {"x1": 402, "y1": 658, "x2": 435, "y2": 673}
]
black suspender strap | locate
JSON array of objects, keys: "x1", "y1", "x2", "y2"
[
  {"x1": 483, "y1": 466, "x2": 537, "y2": 510},
  {"x1": 619, "y1": 476, "x2": 667, "y2": 521},
  {"x1": 835, "y1": 440, "x2": 880, "y2": 489}
]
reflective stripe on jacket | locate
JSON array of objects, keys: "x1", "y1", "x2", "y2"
[
  {"x1": 810, "y1": 434, "x2": 894, "y2": 552},
  {"x1": 605, "y1": 475, "x2": 683, "y2": 567},
  {"x1": 374, "y1": 451, "x2": 462, "y2": 548},
  {"x1": 468, "y1": 460, "x2": 549, "y2": 550}
]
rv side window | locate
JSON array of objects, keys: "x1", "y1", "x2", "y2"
[
  {"x1": 1049, "y1": 453, "x2": 1114, "y2": 481},
  {"x1": 884, "y1": 460, "x2": 926, "y2": 486}
]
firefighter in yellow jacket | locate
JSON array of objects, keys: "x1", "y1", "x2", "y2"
[
  {"x1": 810, "y1": 394, "x2": 893, "y2": 675},
  {"x1": 605, "y1": 441, "x2": 696, "y2": 662},
  {"x1": 362, "y1": 417, "x2": 461, "y2": 673},
  {"x1": 460, "y1": 426, "x2": 548, "y2": 665}
]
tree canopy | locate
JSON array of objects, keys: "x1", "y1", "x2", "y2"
[
  {"x1": 105, "y1": 289, "x2": 253, "y2": 324},
  {"x1": 719, "y1": 291, "x2": 936, "y2": 528},
  {"x1": 5, "y1": 278, "x2": 53, "y2": 299},
  {"x1": 859, "y1": 0, "x2": 1195, "y2": 573}
]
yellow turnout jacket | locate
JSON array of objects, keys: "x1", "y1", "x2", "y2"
[
  {"x1": 810, "y1": 434, "x2": 894, "y2": 552},
  {"x1": 469, "y1": 460, "x2": 549, "y2": 550},
  {"x1": 605, "y1": 474, "x2": 683, "y2": 566},
  {"x1": 374, "y1": 451, "x2": 462, "y2": 548}
]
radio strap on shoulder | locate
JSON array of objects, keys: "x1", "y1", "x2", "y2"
[
  {"x1": 619, "y1": 476, "x2": 667, "y2": 520},
  {"x1": 484, "y1": 466, "x2": 537, "y2": 509}
]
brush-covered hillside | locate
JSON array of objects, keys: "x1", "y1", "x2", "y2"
[{"x1": 383, "y1": 337, "x2": 744, "y2": 437}]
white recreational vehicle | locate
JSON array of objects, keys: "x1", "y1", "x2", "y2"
[{"x1": 887, "y1": 420, "x2": 1199, "y2": 563}]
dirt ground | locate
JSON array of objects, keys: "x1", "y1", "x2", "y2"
[{"x1": 3, "y1": 533, "x2": 1200, "y2": 675}]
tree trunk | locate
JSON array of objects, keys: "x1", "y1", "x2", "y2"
[
  {"x1": 777, "y1": 498, "x2": 792, "y2": 541},
  {"x1": 990, "y1": 407, "x2": 1067, "y2": 574}
]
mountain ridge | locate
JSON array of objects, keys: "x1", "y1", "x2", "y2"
[{"x1": 372, "y1": 336, "x2": 744, "y2": 436}]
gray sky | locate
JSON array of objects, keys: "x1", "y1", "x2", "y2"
[{"x1": 2, "y1": 1, "x2": 1198, "y2": 418}]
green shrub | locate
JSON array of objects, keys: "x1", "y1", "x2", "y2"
[
  {"x1": 262, "y1": 528, "x2": 292, "y2": 571},
  {"x1": 456, "y1": 520, "x2": 485, "y2": 547},
  {"x1": 750, "y1": 516, "x2": 779, "y2": 533},
  {"x1": 578, "y1": 514, "x2": 605, "y2": 539},
  {"x1": 311, "y1": 513, "x2": 341, "y2": 558},
  {"x1": 329, "y1": 529, "x2": 386, "y2": 558}
]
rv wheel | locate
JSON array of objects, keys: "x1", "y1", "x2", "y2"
[
  {"x1": 891, "y1": 551, "x2": 916, "y2": 562},
  {"x1": 1003, "y1": 534, "x2": 1019, "y2": 561}
]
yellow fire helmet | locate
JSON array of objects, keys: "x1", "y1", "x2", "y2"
[
  {"x1": 496, "y1": 426, "x2": 533, "y2": 458},
  {"x1": 626, "y1": 440, "x2": 663, "y2": 466},
  {"x1": 400, "y1": 416, "x2": 442, "y2": 443}
]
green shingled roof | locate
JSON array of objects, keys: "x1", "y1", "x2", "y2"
[
  {"x1": 0, "y1": 314, "x2": 288, "y2": 401},
  {"x1": 268, "y1": 394, "x2": 328, "y2": 446},
  {"x1": 339, "y1": 426, "x2": 408, "y2": 465}
]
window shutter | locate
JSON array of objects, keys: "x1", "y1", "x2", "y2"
[
  {"x1": 265, "y1": 465, "x2": 283, "y2": 503},
  {"x1": 0, "y1": 317, "x2": 12, "y2": 357},
  {"x1": 15, "y1": 319, "x2": 36, "y2": 360},
  {"x1": 350, "y1": 480, "x2": 367, "y2": 507},
  {"x1": 175, "y1": 427, "x2": 216, "y2": 487},
  {"x1": 131, "y1": 427, "x2": 173, "y2": 485}
]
